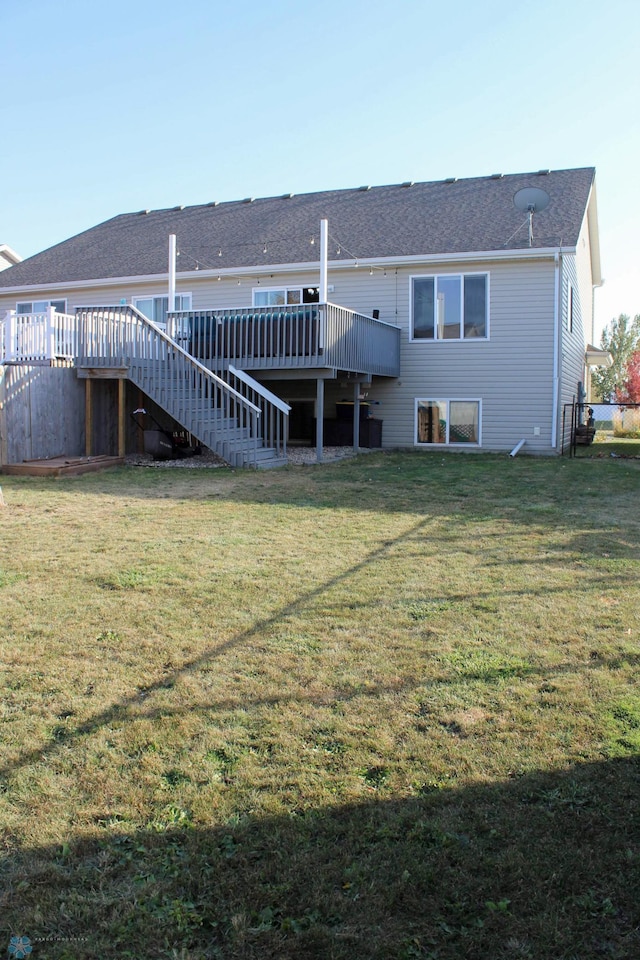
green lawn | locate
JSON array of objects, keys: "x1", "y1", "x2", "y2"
[{"x1": 0, "y1": 452, "x2": 638, "y2": 959}]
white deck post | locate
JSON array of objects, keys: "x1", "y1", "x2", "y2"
[
  {"x1": 319, "y1": 219, "x2": 328, "y2": 303},
  {"x1": 168, "y1": 233, "x2": 176, "y2": 339},
  {"x1": 46, "y1": 305, "x2": 56, "y2": 360},
  {"x1": 4, "y1": 310, "x2": 16, "y2": 361}
]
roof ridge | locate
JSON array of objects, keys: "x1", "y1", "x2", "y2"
[{"x1": 115, "y1": 167, "x2": 596, "y2": 220}]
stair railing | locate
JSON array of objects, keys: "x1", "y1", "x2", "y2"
[{"x1": 76, "y1": 305, "x2": 271, "y2": 467}]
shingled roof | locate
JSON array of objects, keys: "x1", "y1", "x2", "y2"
[{"x1": 0, "y1": 167, "x2": 596, "y2": 288}]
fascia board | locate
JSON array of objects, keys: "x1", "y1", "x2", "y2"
[
  {"x1": 324, "y1": 248, "x2": 570, "y2": 269},
  {"x1": 0, "y1": 245, "x2": 22, "y2": 266},
  {"x1": 585, "y1": 182, "x2": 602, "y2": 286},
  {"x1": 0, "y1": 246, "x2": 571, "y2": 296}
]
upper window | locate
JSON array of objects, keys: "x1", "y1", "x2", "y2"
[
  {"x1": 17, "y1": 299, "x2": 67, "y2": 315},
  {"x1": 253, "y1": 286, "x2": 319, "y2": 307},
  {"x1": 411, "y1": 274, "x2": 488, "y2": 340},
  {"x1": 133, "y1": 294, "x2": 191, "y2": 326},
  {"x1": 567, "y1": 283, "x2": 574, "y2": 334}
]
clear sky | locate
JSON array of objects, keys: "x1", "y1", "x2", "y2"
[{"x1": 1, "y1": 0, "x2": 638, "y2": 340}]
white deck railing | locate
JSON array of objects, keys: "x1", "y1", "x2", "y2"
[{"x1": 1, "y1": 308, "x2": 77, "y2": 363}]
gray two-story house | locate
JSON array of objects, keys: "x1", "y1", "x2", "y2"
[{"x1": 0, "y1": 167, "x2": 602, "y2": 467}]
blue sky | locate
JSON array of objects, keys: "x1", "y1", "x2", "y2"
[{"x1": 2, "y1": 0, "x2": 638, "y2": 338}]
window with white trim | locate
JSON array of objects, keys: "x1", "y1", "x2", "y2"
[
  {"x1": 411, "y1": 274, "x2": 488, "y2": 340},
  {"x1": 252, "y1": 286, "x2": 319, "y2": 307},
  {"x1": 16, "y1": 299, "x2": 67, "y2": 315},
  {"x1": 567, "y1": 283, "x2": 574, "y2": 333},
  {"x1": 133, "y1": 294, "x2": 192, "y2": 326},
  {"x1": 415, "y1": 399, "x2": 481, "y2": 445}
]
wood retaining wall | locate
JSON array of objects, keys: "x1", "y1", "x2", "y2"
[
  {"x1": 0, "y1": 362, "x2": 187, "y2": 467},
  {"x1": 0, "y1": 362, "x2": 86, "y2": 466}
]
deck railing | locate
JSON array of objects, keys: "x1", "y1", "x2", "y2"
[
  {"x1": 76, "y1": 305, "x2": 287, "y2": 467},
  {"x1": 169, "y1": 302, "x2": 400, "y2": 376},
  {"x1": 1, "y1": 308, "x2": 77, "y2": 363},
  {"x1": 228, "y1": 364, "x2": 291, "y2": 458}
]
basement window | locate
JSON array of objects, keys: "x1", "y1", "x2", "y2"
[{"x1": 415, "y1": 399, "x2": 481, "y2": 445}]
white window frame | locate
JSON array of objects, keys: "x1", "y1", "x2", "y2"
[
  {"x1": 252, "y1": 285, "x2": 320, "y2": 307},
  {"x1": 16, "y1": 298, "x2": 67, "y2": 315},
  {"x1": 414, "y1": 398, "x2": 482, "y2": 447},
  {"x1": 567, "y1": 283, "x2": 574, "y2": 334},
  {"x1": 132, "y1": 293, "x2": 192, "y2": 327},
  {"x1": 410, "y1": 273, "x2": 489, "y2": 342}
]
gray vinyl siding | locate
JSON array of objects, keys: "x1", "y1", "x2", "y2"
[
  {"x1": 559, "y1": 254, "x2": 584, "y2": 408},
  {"x1": 0, "y1": 256, "x2": 561, "y2": 454},
  {"x1": 365, "y1": 259, "x2": 557, "y2": 453},
  {"x1": 559, "y1": 211, "x2": 594, "y2": 426}
]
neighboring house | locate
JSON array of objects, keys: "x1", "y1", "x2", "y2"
[
  {"x1": 0, "y1": 168, "x2": 603, "y2": 466},
  {"x1": 0, "y1": 244, "x2": 21, "y2": 271}
]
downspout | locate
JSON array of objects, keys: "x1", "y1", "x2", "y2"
[{"x1": 551, "y1": 252, "x2": 561, "y2": 449}]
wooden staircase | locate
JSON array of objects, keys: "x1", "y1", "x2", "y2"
[{"x1": 76, "y1": 306, "x2": 289, "y2": 469}]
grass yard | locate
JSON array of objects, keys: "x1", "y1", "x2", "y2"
[
  {"x1": 0, "y1": 451, "x2": 638, "y2": 960},
  {"x1": 574, "y1": 436, "x2": 640, "y2": 459}
]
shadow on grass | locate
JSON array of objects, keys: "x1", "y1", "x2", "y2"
[
  {"x1": 0, "y1": 509, "x2": 635, "y2": 785},
  {"x1": 0, "y1": 496, "x2": 637, "y2": 778},
  {"x1": 1, "y1": 756, "x2": 638, "y2": 960}
]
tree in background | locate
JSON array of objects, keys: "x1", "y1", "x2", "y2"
[
  {"x1": 591, "y1": 313, "x2": 640, "y2": 401},
  {"x1": 617, "y1": 350, "x2": 640, "y2": 403}
]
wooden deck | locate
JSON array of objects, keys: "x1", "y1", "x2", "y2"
[{"x1": 1, "y1": 455, "x2": 124, "y2": 477}]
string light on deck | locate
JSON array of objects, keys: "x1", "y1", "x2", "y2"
[
  {"x1": 176, "y1": 224, "x2": 391, "y2": 287},
  {"x1": 329, "y1": 230, "x2": 390, "y2": 277}
]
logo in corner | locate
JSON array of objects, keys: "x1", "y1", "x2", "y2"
[{"x1": 8, "y1": 936, "x2": 32, "y2": 958}]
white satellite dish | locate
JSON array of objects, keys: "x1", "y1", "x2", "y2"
[{"x1": 513, "y1": 187, "x2": 551, "y2": 246}]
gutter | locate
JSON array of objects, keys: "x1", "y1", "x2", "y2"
[{"x1": 0, "y1": 247, "x2": 574, "y2": 298}]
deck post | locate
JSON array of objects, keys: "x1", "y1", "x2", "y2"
[
  {"x1": 0, "y1": 362, "x2": 7, "y2": 466},
  {"x1": 118, "y1": 379, "x2": 126, "y2": 458},
  {"x1": 4, "y1": 311, "x2": 15, "y2": 361},
  {"x1": 316, "y1": 378, "x2": 324, "y2": 462},
  {"x1": 85, "y1": 379, "x2": 93, "y2": 456},
  {"x1": 168, "y1": 234, "x2": 176, "y2": 339},
  {"x1": 320, "y1": 219, "x2": 328, "y2": 303},
  {"x1": 46, "y1": 306, "x2": 56, "y2": 360},
  {"x1": 353, "y1": 382, "x2": 361, "y2": 452}
]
